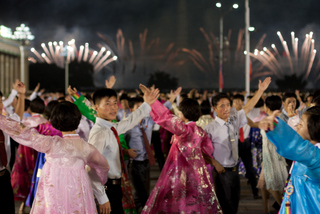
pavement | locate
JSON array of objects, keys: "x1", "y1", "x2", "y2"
[{"x1": 15, "y1": 163, "x2": 278, "y2": 214}]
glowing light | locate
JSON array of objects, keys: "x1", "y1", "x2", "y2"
[
  {"x1": 216, "y1": 2, "x2": 221, "y2": 8},
  {"x1": 233, "y1": 4, "x2": 239, "y2": 9}
]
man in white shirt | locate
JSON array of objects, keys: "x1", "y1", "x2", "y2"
[
  {"x1": 0, "y1": 81, "x2": 25, "y2": 214},
  {"x1": 88, "y1": 87, "x2": 158, "y2": 214},
  {"x1": 204, "y1": 77, "x2": 271, "y2": 214}
]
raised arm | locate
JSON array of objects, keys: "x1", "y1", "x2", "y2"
[
  {"x1": 68, "y1": 86, "x2": 96, "y2": 123},
  {"x1": 15, "y1": 81, "x2": 26, "y2": 120},
  {"x1": 260, "y1": 112, "x2": 320, "y2": 168},
  {"x1": 0, "y1": 115, "x2": 58, "y2": 153},
  {"x1": 243, "y1": 77, "x2": 271, "y2": 115},
  {"x1": 2, "y1": 80, "x2": 18, "y2": 108}
]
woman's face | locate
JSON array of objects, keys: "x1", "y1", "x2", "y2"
[{"x1": 296, "y1": 114, "x2": 311, "y2": 141}]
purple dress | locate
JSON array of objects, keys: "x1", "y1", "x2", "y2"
[{"x1": 142, "y1": 100, "x2": 222, "y2": 214}]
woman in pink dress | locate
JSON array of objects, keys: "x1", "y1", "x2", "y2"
[
  {"x1": 0, "y1": 101, "x2": 109, "y2": 214},
  {"x1": 140, "y1": 85, "x2": 222, "y2": 214}
]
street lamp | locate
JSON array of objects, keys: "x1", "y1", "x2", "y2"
[
  {"x1": 216, "y1": 3, "x2": 238, "y2": 92},
  {"x1": 11, "y1": 23, "x2": 34, "y2": 85},
  {"x1": 245, "y1": 0, "x2": 250, "y2": 93}
]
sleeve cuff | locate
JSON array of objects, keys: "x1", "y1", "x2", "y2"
[
  {"x1": 163, "y1": 100, "x2": 173, "y2": 110},
  {"x1": 141, "y1": 102, "x2": 152, "y2": 113},
  {"x1": 95, "y1": 191, "x2": 109, "y2": 204},
  {"x1": 11, "y1": 89, "x2": 18, "y2": 96}
]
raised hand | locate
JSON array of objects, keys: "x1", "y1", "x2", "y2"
[
  {"x1": 34, "y1": 83, "x2": 40, "y2": 92},
  {"x1": 259, "y1": 110, "x2": 280, "y2": 131},
  {"x1": 169, "y1": 87, "x2": 182, "y2": 104},
  {"x1": 258, "y1": 77, "x2": 271, "y2": 92},
  {"x1": 105, "y1": 75, "x2": 116, "y2": 89},
  {"x1": 67, "y1": 86, "x2": 77, "y2": 96},
  {"x1": 16, "y1": 81, "x2": 26, "y2": 95},
  {"x1": 139, "y1": 84, "x2": 160, "y2": 105},
  {"x1": 12, "y1": 79, "x2": 19, "y2": 90}
]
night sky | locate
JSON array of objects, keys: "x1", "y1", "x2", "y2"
[{"x1": 1, "y1": 0, "x2": 320, "y2": 90}]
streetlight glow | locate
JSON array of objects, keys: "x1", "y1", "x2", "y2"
[
  {"x1": 248, "y1": 27, "x2": 255, "y2": 32},
  {"x1": 233, "y1": 4, "x2": 239, "y2": 9},
  {"x1": 216, "y1": 2, "x2": 221, "y2": 8}
]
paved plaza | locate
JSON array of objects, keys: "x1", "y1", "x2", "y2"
[{"x1": 15, "y1": 163, "x2": 277, "y2": 214}]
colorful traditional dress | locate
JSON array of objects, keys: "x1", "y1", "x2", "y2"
[
  {"x1": 26, "y1": 121, "x2": 62, "y2": 207},
  {"x1": 0, "y1": 115, "x2": 109, "y2": 214},
  {"x1": 266, "y1": 118, "x2": 320, "y2": 214},
  {"x1": 142, "y1": 100, "x2": 222, "y2": 213},
  {"x1": 10, "y1": 115, "x2": 47, "y2": 201}
]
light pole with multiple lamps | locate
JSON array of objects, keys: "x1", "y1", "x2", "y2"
[
  {"x1": 11, "y1": 24, "x2": 34, "y2": 86},
  {"x1": 216, "y1": 2, "x2": 238, "y2": 92}
]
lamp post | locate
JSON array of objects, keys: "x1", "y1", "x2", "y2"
[
  {"x1": 12, "y1": 24, "x2": 34, "y2": 85},
  {"x1": 245, "y1": 0, "x2": 250, "y2": 93},
  {"x1": 216, "y1": 3, "x2": 238, "y2": 92}
]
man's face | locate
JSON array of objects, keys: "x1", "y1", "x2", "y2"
[
  {"x1": 296, "y1": 114, "x2": 311, "y2": 141},
  {"x1": 283, "y1": 97, "x2": 297, "y2": 111},
  {"x1": 213, "y1": 98, "x2": 231, "y2": 121},
  {"x1": 232, "y1": 98, "x2": 243, "y2": 111},
  {"x1": 95, "y1": 96, "x2": 118, "y2": 121},
  {"x1": 130, "y1": 102, "x2": 143, "y2": 113},
  {"x1": 120, "y1": 99, "x2": 129, "y2": 110}
]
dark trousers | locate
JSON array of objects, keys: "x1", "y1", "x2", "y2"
[
  {"x1": 105, "y1": 179, "x2": 124, "y2": 214},
  {"x1": 131, "y1": 160, "x2": 150, "y2": 209},
  {"x1": 152, "y1": 131, "x2": 165, "y2": 171},
  {"x1": 238, "y1": 139, "x2": 259, "y2": 196},
  {"x1": 213, "y1": 165, "x2": 240, "y2": 214},
  {"x1": 9, "y1": 138, "x2": 19, "y2": 170},
  {"x1": 0, "y1": 169, "x2": 15, "y2": 214}
]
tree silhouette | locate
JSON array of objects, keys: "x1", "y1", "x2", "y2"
[
  {"x1": 275, "y1": 74, "x2": 307, "y2": 91},
  {"x1": 147, "y1": 71, "x2": 178, "y2": 90}
]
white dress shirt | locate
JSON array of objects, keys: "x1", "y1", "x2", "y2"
[
  {"x1": 204, "y1": 108, "x2": 247, "y2": 167},
  {"x1": 88, "y1": 102, "x2": 151, "y2": 204},
  {"x1": 0, "y1": 113, "x2": 20, "y2": 171},
  {"x1": 2, "y1": 89, "x2": 18, "y2": 108}
]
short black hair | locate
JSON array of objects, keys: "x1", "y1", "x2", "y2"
[
  {"x1": 179, "y1": 98, "x2": 201, "y2": 121},
  {"x1": 233, "y1": 94, "x2": 245, "y2": 102},
  {"x1": 312, "y1": 90, "x2": 320, "y2": 103},
  {"x1": 265, "y1": 95, "x2": 282, "y2": 111},
  {"x1": 30, "y1": 97, "x2": 45, "y2": 114},
  {"x1": 119, "y1": 93, "x2": 129, "y2": 101},
  {"x1": 255, "y1": 98, "x2": 264, "y2": 108},
  {"x1": 304, "y1": 106, "x2": 320, "y2": 142},
  {"x1": 57, "y1": 97, "x2": 65, "y2": 102},
  {"x1": 128, "y1": 97, "x2": 144, "y2": 109},
  {"x1": 85, "y1": 94, "x2": 93, "y2": 102},
  {"x1": 312, "y1": 96, "x2": 320, "y2": 107},
  {"x1": 56, "y1": 89, "x2": 65, "y2": 96},
  {"x1": 282, "y1": 92, "x2": 297, "y2": 102},
  {"x1": 200, "y1": 100, "x2": 211, "y2": 115},
  {"x1": 24, "y1": 99, "x2": 31, "y2": 111},
  {"x1": 0, "y1": 91, "x2": 2, "y2": 97},
  {"x1": 51, "y1": 101, "x2": 82, "y2": 131},
  {"x1": 44, "y1": 100, "x2": 59, "y2": 120},
  {"x1": 211, "y1": 93, "x2": 232, "y2": 107},
  {"x1": 93, "y1": 88, "x2": 117, "y2": 105}
]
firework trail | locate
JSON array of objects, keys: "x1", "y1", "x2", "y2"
[
  {"x1": 250, "y1": 31, "x2": 317, "y2": 81},
  {"x1": 29, "y1": 40, "x2": 117, "y2": 73}
]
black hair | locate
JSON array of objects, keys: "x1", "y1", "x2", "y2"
[
  {"x1": 312, "y1": 90, "x2": 320, "y2": 103},
  {"x1": 44, "y1": 100, "x2": 59, "y2": 120},
  {"x1": 255, "y1": 98, "x2": 265, "y2": 108},
  {"x1": 282, "y1": 92, "x2": 297, "y2": 102},
  {"x1": 24, "y1": 99, "x2": 31, "y2": 111},
  {"x1": 0, "y1": 91, "x2": 2, "y2": 97},
  {"x1": 51, "y1": 101, "x2": 81, "y2": 131},
  {"x1": 312, "y1": 96, "x2": 320, "y2": 107},
  {"x1": 233, "y1": 94, "x2": 245, "y2": 102},
  {"x1": 56, "y1": 89, "x2": 65, "y2": 96},
  {"x1": 304, "y1": 106, "x2": 320, "y2": 142},
  {"x1": 30, "y1": 97, "x2": 45, "y2": 114},
  {"x1": 211, "y1": 93, "x2": 232, "y2": 107},
  {"x1": 200, "y1": 100, "x2": 211, "y2": 115},
  {"x1": 119, "y1": 93, "x2": 129, "y2": 101},
  {"x1": 93, "y1": 88, "x2": 117, "y2": 105},
  {"x1": 57, "y1": 97, "x2": 65, "y2": 102},
  {"x1": 128, "y1": 97, "x2": 144, "y2": 109},
  {"x1": 179, "y1": 98, "x2": 201, "y2": 122},
  {"x1": 265, "y1": 95, "x2": 282, "y2": 111},
  {"x1": 180, "y1": 93, "x2": 188, "y2": 100}
]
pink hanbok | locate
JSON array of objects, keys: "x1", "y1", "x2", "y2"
[
  {"x1": 0, "y1": 115, "x2": 109, "y2": 214},
  {"x1": 11, "y1": 115, "x2": 47, "y2": 201},
  {"x1": 142, "y1": 100, "x2": 222, "y2": 214}
]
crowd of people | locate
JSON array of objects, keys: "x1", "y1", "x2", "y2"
[{"x1": 0, "y1": 76, "x2": 319, "y2": 214}]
